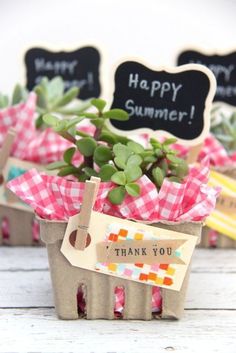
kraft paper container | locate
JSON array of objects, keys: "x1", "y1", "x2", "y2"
[
  {"x1": 0, "y1": 204, "x2": 38, "y2": 246},
  {"x1": 0, "y1": 157, "x2": 44, "y2": 246},
  {"x1": 200, "y1": 227, "x2": 236, "y2": 249},
  {"x1": 199, "y1": 165, "x2": 236, "y2": 249},
  {"x1": 39, "y1": 218, "x2": 202, "y2": 320}
]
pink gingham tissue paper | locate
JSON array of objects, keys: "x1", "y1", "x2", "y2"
[{"x1": 7, "y1": 157, "x2": 219, "y2": 223}]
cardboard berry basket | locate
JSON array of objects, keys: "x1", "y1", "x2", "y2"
[
  {"x1": 175, "y1": 135, "x2": 236, "y2": 248},
  {"x1": 0, "y1": 94, "x2": 73, "y2": 246},
  {"x1": 38, "y1": 216, "x2": 201, "y2": 320},
  {"x1": 0, "y1": 157, "x2": 43, "y2": 246},
  {"x1": 200, "y1": 165, "x2": 236, "y2": 249},
  {"x1": 196, "y1": 137, "x2": 236, "y2": 248},
  {"x1": 7, "y1": 159, "x2": 218, "y2": 320}
]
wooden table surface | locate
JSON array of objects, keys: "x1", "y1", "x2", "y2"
[{"x1": 0, "y1": 247, "x2": 235, "y2": 353}]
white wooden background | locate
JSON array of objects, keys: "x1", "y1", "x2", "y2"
[{"x1": 0, "y1": 247, "x2": 236, "y2": 353}]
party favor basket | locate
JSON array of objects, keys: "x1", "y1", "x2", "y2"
[
  {"x1": 7, "y1": 159, "x2": 218, "y2": 320},
  {"x1": 197, "y1": 136, "x2": 236, "y2": 248},
  {"x1": 0, "y1": 94, "x2": 72, "y2": 245}
]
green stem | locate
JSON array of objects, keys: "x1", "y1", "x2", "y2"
[
  {"x1": 94, "y1": 126, "x2": 102, "y2": 140},
  {"x1": 60, "y1": 131, "x2": 76, "y2": 144},
  {"x1": 84, "y1": 156, "x2": 93, "y2": 168},
  {"x1": 147, "y1": 155, "x2": 166, "y2": 178},
  {"x1": 76, "y1": 162, "x2": 85, "y2": 173}
]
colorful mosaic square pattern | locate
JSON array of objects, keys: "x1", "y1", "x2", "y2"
[{"x1": 96, "y1": 223, "x2": 180, "y2": 288}]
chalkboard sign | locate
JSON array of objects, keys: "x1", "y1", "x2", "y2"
[
  {"x1": 107, "y1": 61, "x2": 216, "y2": 145},
  {"x1": 25, "y1": 46, "x2": 101, "y2": 100},
  {"x1": 177, "y1": 50, "x2": 236, "y2": 106}
]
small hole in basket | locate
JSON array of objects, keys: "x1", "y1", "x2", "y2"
[
  {"x1": 208, "y1": 229, "x2": 218, "y2": 248},
  {"x1": 151, "y1": 286, "x2": 162, "y2": 319},
  {"x1": 77, "y1": 284, "x2": 87, "y2": 318},
  {"x1": 1, "y1": 216, "x2": 10, "y2": 241},
  {"x1": 69, "y1": 230, "x2": 91, "y2": 248},
  {"x1": 32, "y1": 218, "x2": 40, "y2": 243},
  {"x1": 0, "y1": 175, "x2": 4, "y2": 185},
  {"x1": 114, "y1": 286, "x2": 125, "y2": 319}
]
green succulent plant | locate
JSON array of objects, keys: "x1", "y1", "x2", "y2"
[
  {"x1": 211, "y1": 106, "x2": 236, "y2": 154},
  {"x1": 34, "y1": 76, "x2": 91, "y2": 129},
  {"x1": 0, "y1": 84, "x2": 28, "y2": 109},
  {"x1": 43, "y1": 98, "x2": 189, "y2": 205},
  {"x1": 0, "y1": 76, "x2": 90, "y2": 134}
]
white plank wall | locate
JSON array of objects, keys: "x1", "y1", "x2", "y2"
[{"x1": 0, "y1": 248, "x2": 235, "y2": 353}]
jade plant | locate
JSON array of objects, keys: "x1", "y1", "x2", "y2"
[
  {"x1": 0, "y1": 77, "x2": 90, "y2": 131},
  {"x1": 211, "y1": 106, "x2": 236, "y2": 154},
  {"x1": 34, "y1": 76, "x2": 91, "y2": 129},
  {"x1": 43, "y1": 98, "x2": 189, "y2": 205}
]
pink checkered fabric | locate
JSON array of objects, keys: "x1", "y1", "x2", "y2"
[
  {"x1": 7, "y1": 158, "x2": 219, "y2": 222},
  {"x1": 0, "y1": 93, "x2": 36, "y2": 158},
  {"x1": 114, "y1": 286, "x2": 162, "y2": 315},
  {"x1": 113, "y1": 286, "x2": 162, "y2": 315},
  {"x1": 151, "y1": 286, "x2": 162, "y2": 313},
  {"x1": 0, "y1": 92, "x2": 93, "y2": 164},
  {"x1": 32, "y1": 218, "x2": 40, "y2": 241},
  {"x1": 77, "y1": 285, "x2": 162, "y2": 316},
  {"x1": 25, "y1": 129, "x2": 71, "y2": 164},
  {"x1": 25, "y1": 123, "x2": 95, "y2": 164},
  {"x1": 198, "y1": 134, "x2": 232, "y2": 166},
  {"x1": 1, "y1": 217, "x2": 10, "y2": 239},
  {"x1": 114, "y1": 286, "x2": 125, "y2": 315},
  {"x1": 173, "y1": 134, "x2": 234, "y2": 167}
]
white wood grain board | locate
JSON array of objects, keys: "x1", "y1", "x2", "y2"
[
  {"x1": 0, "y1": 247, "x2": 235, "y2": 353},
  {"x1": 0, "y1": 248, "x2": 236, "y2": 272},
  {"x1": 0, "y1": 247, "x2": 48, "y2": 271},
  {"x1": 0, "y1": 271, "x2": 54, "y2": 307},
  {"x1": 186, "y1": 272, "x2": 236, "y2": 309},
  {"x1": 0, "y1": 271, "x2": 235, "y2": 309},
  {"x1": 191, "y1": 249, "x2": 236, "y2": 273},
  {"x1": 0, "y1": 309, "x2": 235, "y2": 353}
]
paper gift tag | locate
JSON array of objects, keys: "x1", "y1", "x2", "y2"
[
  {"x1": 61, "y1": 211, "x2": 197, "y2": 291},
  {"x1": 206, "y1": 170, "x2": 236, "y2": 240}
]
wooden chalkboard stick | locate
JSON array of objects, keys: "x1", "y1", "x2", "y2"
[
  {"x1": 187, "y1": 143, "x2": 203, "y2": 164},
  {"x1": 74, "y1": 177, "x2": 101, "y2": 250},
  {"x1": 0, "y1": 128, "x2": 16, "y2": 184}
]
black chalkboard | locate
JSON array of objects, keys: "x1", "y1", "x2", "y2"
[
  {"x1": 109, "y1": 61, "x2": 215, "y2": 144},
  {"x1": 177, "y1": 50, "x2": 236, "y2": 105},
  {"x1": 25, "y1": 46, "x2": 101, "y2": 100}
]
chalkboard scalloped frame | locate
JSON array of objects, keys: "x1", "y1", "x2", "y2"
[
  {"x1": 176, "y1": 46, "x2": 236, "y2": 62},
  {"x1": 176, "y1": 47, "x2": 236, "y2": 106},
  {"x1": 23, "y1": 43, "x2": 104, "y2": 99},
  {"x1": 106, "y1": 59, "x2": 216, "y2": 146}
]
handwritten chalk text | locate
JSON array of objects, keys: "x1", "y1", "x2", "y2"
[
  {"x1": 34, "y1": 58, "x2": 78, "y2": 75},
  {"x1": 125, "y1": 99, "x2": 195, "y2": 124},
  {"x1": 190, "y1": 60, "x2": 235, "y2": 82},
  {"x1": 128, "y1": 74, "x2": 183, "y2": 102},
  {"x1": 34, "y1": 71, "x2": 94, "y2": 91}
]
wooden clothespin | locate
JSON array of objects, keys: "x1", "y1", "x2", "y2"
[
  {"x1": 74, "y1": 176, "x2": 101, "y2": 250},
  {"x1": 0, "y1": 128, "x2": 16, "y2": 185}
]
